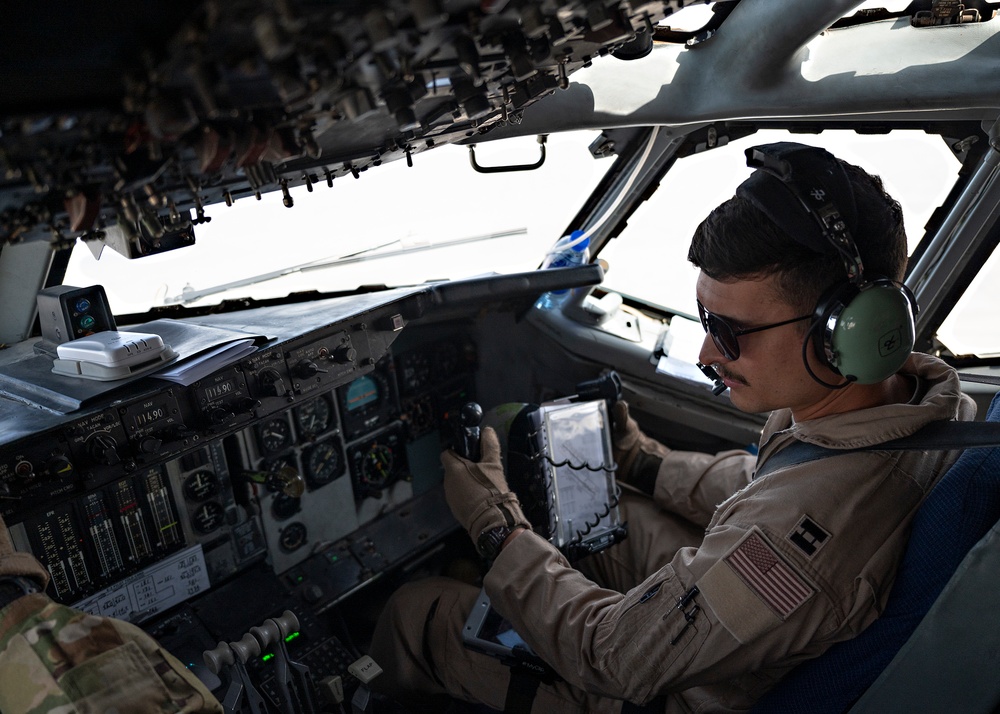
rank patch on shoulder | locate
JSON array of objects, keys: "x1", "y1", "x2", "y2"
[
  {"x1": 725, "y1": 529, "x2": 814, "y2": 619},
  {"x1": 787, "y1": 515, "x2": 831, "y2": 558}
]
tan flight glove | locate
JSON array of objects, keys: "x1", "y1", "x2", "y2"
[
  {"x1": 441, "y1": 426, "x2": 531, "y2": 556},
  {"x1": 0, "y1": 513, "x2": 50, "y2": 588},
  {"x1": 612, "y1": 401, "x2": 671, "y2": 497}
]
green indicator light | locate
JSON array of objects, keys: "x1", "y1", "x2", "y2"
[
  {"x1": 285, "y1": 631, "x2": 301, "y2": 643},
  {"x1": 262, "y1": 653, "x2": 274, "y2": 662}
]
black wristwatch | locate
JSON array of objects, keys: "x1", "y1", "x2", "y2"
[
  {"x1": 476, "y1": 525, "x2": 513, "y2": 560},
  {"x1": 0, "y1": 575, "x2": 41, "y2": 609}
]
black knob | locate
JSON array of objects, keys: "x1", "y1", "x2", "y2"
[
  {"x1": 140, "y1": 435, "x2": 163, "y2": 454},
  {"x1": 238, "y1": 397, "x2": 262, "y2": 414},
  {"x1": 331, "y1": 345, "x2": 357, "y2": 364},
  {"x1": 88, "y1": 433, "x2": 121, "y2": 465},
  {"x1": 46, "y1": 455, "x2": 75, "y2": 479},
  {"x1": 460, "y1": 402, "x2": 483, "y2": 428},
  {"x1": 293, "y1": 359, "x2": 328, "y2": 379},
  {"x1": 258, "y1": 367, "x2": 287, "y2": 397},
  {"x1": 209, "y1": 407, "x2": 235, "y2": 426}
]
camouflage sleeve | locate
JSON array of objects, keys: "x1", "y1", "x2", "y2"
[{"x1": 0, "y1": 593, "x2": 223, "y2": 714}]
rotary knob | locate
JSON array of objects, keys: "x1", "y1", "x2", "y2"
[
  {"x1": 293, "y1": 359, "x2": 328, "y2": 379},
  {"x1": 87, "y1": 433, "x2": 121, "y2": 465},
  {"x1": 258, "y1": 367, "x2": 287, "y2": 397},
  {"x1": 331, "y1": 345, "x2": 357, "y2": 364}
]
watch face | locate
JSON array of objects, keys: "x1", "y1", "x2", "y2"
[{"x1": 477, "y1": 526, "x2": 512, "y2": 559}]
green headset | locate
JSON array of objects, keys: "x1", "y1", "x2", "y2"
[{"x1": 736, "y1": 142, "x2": 916, "y2": 386}]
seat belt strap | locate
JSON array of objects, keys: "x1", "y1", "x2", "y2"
[
  {"x1": 504, "y1": 667, "x2": 541, "y2": 714},
  {"x1": 621, "y1": 694, "x2": 667, "y2": 713},
  {"x1": 754, "y1": 421, "x2": 1000, "y2": 480}
]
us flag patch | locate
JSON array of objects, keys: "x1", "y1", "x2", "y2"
[{"x1": 725, "y1": 529, "x2": 814, "y2": 619}]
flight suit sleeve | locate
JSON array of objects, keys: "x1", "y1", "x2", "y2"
[
  {"x1": 0, "y1": 514, "x2": 222, "y2": 714},
  {"x1": 612, "y1": 402, "x2": 754, "y2": 527},
  {"x1": 485, "y1": 525, "x2": 829, "y2": 705},
  {"x1": 0, "y1": 594, "x2": 223, "y2": 714},
  {"x1": 652, "y1": 449, "x2": 756, "y2": 528}
]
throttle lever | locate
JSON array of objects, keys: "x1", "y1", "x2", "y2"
[
  {"x1": 252, "y1": 610, "x2": 318, "y2": 714},
  {"x1": 203, "y1": 638, "x2": 268, "y2": 714}
]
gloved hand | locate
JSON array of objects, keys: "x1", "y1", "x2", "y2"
[
  {"x1": 0, "y1": 513, "x2": 50, "y2": 588},
  {"x1": 612, "y1": 401, "x2": 669, "y2": 497},
  {"x1": 441, "y1": 426, "x2": 531, "y2": 551}
]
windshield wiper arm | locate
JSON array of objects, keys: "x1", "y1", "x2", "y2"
[{"x1": 164, "y1": 228, "x2": 527, "y2": 305}]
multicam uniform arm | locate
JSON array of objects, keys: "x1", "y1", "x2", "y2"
[{"x1": 0, "y1": 515, "x2": 222, "y2": 714}]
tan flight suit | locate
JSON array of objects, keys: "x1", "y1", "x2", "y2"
[
  {"x1": 370, "y1": 353, "x2": 975, "y2": 712},
  {"x1": 0, "y1": 514, "x2": 223, "y2": 714}
]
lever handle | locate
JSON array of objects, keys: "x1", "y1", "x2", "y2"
[
  {"x1": 203, "y1": 641, "x2": 235, "y2": 675},
  {"x1": 229, "y1": 633, "x2": 262, "y2": 664},
  {"x1": 454, "y1": 401, "x2": 482, "y2": 462}
]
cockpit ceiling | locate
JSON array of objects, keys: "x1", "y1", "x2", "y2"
[
  {"x1": 1, "y1": 0, "x2": 999, "y2": 257},
  {"x1": 0, "y1": 0, "x2": 685, "y2": 254}
]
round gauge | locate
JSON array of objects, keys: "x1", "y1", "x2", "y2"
[
  {"x1": 192, "y1": 501, "x2": 225, "y2": 534},
  {"x1": 257, "y1": 417, "x2": 292, "y2": 455},
  {"x1": 304, "y1": 437, "x2": 343, "y2": 487},
  {"x1": 278, "y1": 522, "x2": 308, "y2": 552},
  {"x1": 360, "y1": 443, "x2": 394, "y2": 491},
  {"x1": 295, "y1": 396, "x2": 332, "y2": 438},
  {"x1": 398, "y1": 351, "x2": 431, "y2": 394},
  {"x1": 183, "y1": 470, "x2": 220, "y2": 502},
  {"x1": 271, "y1": 493, "x2": 301, "y2": 521}
]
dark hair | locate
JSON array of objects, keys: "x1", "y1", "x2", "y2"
[{"x1": 688, "y1": 158, "x2": 907, "y2": 312}]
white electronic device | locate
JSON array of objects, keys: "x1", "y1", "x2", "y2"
[{"x1": 52, "y1": 330, "x2": 177, "y2": 381}]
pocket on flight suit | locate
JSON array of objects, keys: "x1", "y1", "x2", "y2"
[
  {"x1": 58, "y1": 639, "x2": 187, "y2": 714},
  {"x1": 596, "y1": 565, "x2": 712, "y2": 702},
  {"x1": 0, "y1": 633, "x2": 80, "y2": 714}
]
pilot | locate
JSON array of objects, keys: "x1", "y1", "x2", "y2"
[
  {"x1": 0, "y1": 513, "x2": 222, "y2": 714},
  {"x1": 369, "y1": 143, "x2": 976, "y2": 712}
]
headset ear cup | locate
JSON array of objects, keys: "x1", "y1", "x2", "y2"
[
  {"x1": 823, "y1": 280, "x2": 915, "y2": 384},
  {"x1": 812, "y1": 281, "x2": 859, "y2": 375}
]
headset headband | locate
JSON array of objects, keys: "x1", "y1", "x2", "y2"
[{"x1": 736, "y1": 142, "x2": 866, "y2": 284}]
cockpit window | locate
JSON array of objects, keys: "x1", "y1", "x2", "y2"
[
  {"x1": 655, "y1": 1, "x2": 915, "y2": 40},
  {"x1": 597, "y1": 129, "x2": 960, "y2": 322},
  {"x1": 937, "y1": 249, "x2": 1000, "y2": 358},
  {"x1": 63, "y1": 131, "x2": 610, "y2": 314}
]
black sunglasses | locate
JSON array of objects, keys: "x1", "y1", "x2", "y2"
[{"x1": 696, "y1": 300, "x2": 813, "y2": 361}]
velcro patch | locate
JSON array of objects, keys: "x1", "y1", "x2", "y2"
[
  {"x1": 787, "y1": 515, "x2": 831, "y2": 558},
  {"x1": 725, "y1": 529, "x2": 814, "y2": 619}
]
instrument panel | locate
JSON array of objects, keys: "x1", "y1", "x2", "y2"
[{"x1": 0, "y1": 292, "x2": 478, "y2": 623}]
